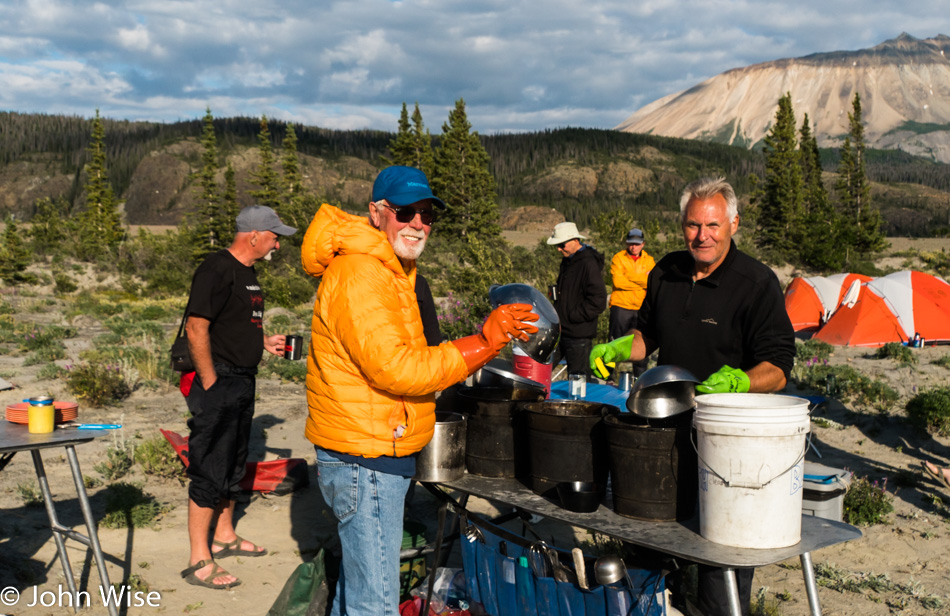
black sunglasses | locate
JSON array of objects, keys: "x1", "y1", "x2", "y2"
[{"x1": 380, "y1": 203, "x2": 435, "y2": 225}]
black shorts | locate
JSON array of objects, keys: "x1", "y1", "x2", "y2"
[{"x1": 185, "y1": 365, "x2": 256, "y2": 508}]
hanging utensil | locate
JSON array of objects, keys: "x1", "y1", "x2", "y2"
[
  {"x1": 541, "y1": 543, "x2": 575, "y2": 584},
  {"x1": 572, "y1": 548, "x2": 588, "y2": 590},
  {"x1": 528, "y1": 542, "x2": 549, "y2": 578}
]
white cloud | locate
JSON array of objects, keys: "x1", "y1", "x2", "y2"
[{"x1": 0, "y1": 0, "x2": 949, "y2": 132}]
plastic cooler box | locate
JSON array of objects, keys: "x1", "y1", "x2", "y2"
[{"x1": 803, "y1": 462, "x2": 852, "y2": 522}]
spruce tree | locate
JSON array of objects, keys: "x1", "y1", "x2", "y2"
[
  {"x1": 76, "y1": 109, "x2": 124, "y2": 261},
  {"x1": 28, "y1": 197, "x2": 67, "y2": 255},
  {"x1": 0, "y1": 216, "x2": 33, "y2": 284},
  {"x1": 389, "y1": 102, "x2": 435, "y2": 177},
  {"x1": 280, "y1": 123, "x2": 316, "y2": 242},
  {"x1": 221, "y1": 161, "x2": 238, "y2": 247},
  {"x1": 836, "y1": 93, "x2": 886, "y2": 259},
  {"x1": 389, "y1": 103, "x2": 415, "y2": 165},
  {"x1": 431, "y1": 99, "x2": 500, "y2": 239},
  {"x1": 410, "y1": 103, "x2": 435, "y2": 178},
  {"x1": 249, "y1": 115, "x2": 282, "y2": 209},
  {"x1": 798, "y1": 115, "x2": 845, "y2": 270},
  {"x1": 755, "y1": 93, "x2": 802, "y2": 255},
  {"x1": 190, "y1": 107, "x2": 227, "y2": 262}
]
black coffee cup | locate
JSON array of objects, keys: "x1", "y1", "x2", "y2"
[{"x1": 284, "y1": 335, "x2": 303, "y2": 360}]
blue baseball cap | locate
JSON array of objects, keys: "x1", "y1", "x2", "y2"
[{"x1": 372, "y1": 166, "x2": 446, "y2": 209}]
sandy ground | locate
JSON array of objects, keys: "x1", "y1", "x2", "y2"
[{"x1": 3, "y1": 274, "x2": 950, "y2": 616}]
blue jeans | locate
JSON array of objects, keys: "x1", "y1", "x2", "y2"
[{"x1": 316, "y1": 448, "x2": 411, "y2": 616}]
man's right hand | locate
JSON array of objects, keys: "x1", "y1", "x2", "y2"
[{"x1": 589, "y1": 335, "x2": 634, "y2": 379}]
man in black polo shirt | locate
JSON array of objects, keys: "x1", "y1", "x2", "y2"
[
  {"x1": 590, "y1": 176, "x2": 795, "y2": 615},
  {"x1": 180, "y1": 205, "x2": 296, "y2": 590}
]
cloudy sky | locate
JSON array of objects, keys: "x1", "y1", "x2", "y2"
[{"x1": 1, "y1": 0, "x2": 949, "y2": 134}]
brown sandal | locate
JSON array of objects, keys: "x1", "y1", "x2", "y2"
[
  {"x1": 212, "y1": 535, "x2": 267, "y2": 558},
  {"x1": 181, "y1": 559, "x2": 241, "y2": 589}
]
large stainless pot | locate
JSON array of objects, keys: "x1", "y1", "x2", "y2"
[{"x1": 413, "y1": 412, "x2": 467, "y2": 482}]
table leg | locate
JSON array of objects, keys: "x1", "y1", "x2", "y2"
[
  {"x1": 722, "y1": 567, "x2": 742, "y2": 616},
  {"x1": 64, "y1": 445, "x2": 118, "y2": 616},
  {"x1": 31, "y1": 450, "x2": 79, "y2": 602},
  {"x1": 421, "y1": 499, "x2": 448, "y2": 616},
  {"x1": 800, "y1": 551, "x2": 822, "y2": 616}
]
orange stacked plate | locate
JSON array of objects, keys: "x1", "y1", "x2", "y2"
[{"x1": 5, "y1": 401, "x2": 79, "y2": 425}]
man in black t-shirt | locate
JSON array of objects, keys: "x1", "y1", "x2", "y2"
[{"x1": 180, "y1": 205, "x2": 296, "y2": 590}]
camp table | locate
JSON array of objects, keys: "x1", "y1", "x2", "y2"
[
  {"x1": 0, "y1": 421, "x2": 117, "y2": 616},
  {"x1": 425, "y1": 380, "x2": 862, "y2": 616},
  {"x1": 430, "y1": 474, "x2": 860, "y2": 616}
]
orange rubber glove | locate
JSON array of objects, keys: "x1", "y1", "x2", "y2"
[{"x1": 452, "y1": 303, "x2": 540, "y2": 375}]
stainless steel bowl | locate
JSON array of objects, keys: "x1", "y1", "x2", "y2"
[
  {"x1": 626, "y1": 365, "x2": 699, "y2": 418},
  {"x1": 488, "y1": 283, "x2": 560, "y2": 363}
]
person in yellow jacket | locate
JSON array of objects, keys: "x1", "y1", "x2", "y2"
[
  {"x1": 301, "y1": 165, "x2": 538, "y2": 616},
  {"x1": 608, "y1": 228, "x2": 655, "y2": 376}
]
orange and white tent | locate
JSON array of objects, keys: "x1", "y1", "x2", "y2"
[
  {"x1": 814, "y1": 271, "x2": 950, "y2": 347},
  {"x1": 784, "y1": 273, "x2": 872, "y2": 332}
]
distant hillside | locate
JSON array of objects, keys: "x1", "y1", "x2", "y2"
[
  {"x1": 617, "y1": 34, "x2": 950, "y2": 164},
  {"x1": 1, "y1": 112, "x2": 949, "y2": 235}
]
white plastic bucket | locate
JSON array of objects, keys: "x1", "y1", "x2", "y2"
[{"x1": 693, "y1": 393, "x2": 810, "y2": 549}]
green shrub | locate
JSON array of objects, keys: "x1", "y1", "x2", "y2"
[
  {"x1": 94, "y1": 446, "x2": 133, "y2": 480},
  {"x1": 134, "y1": 435, "x2": 186, "y2": 480},
  {"x1": 843, "y1": 476, "x2": 894, "y2": 526},
  {"x1": 437, "y1": 291, "x2": 483, "y2": 339},
  {"x1": 0, "y1": 299, "x2": 14, "y2": 315},
  {"x1": 23, "y1": 344, "x2": 67, "y2": 366},
  {"x1": 260, "y1": 354, "x2": 308, "y2": 383},
  {"x1": 875, "y1": 342, "x2": 916, "y2": 366},
  {"x1": 20, "y1": 325, "x2": 75, "y2": 352},
  {"x1": 54, "y1": 273, "x2": 78, "y2": 294},
  {"x1": 36, "y1": 362, "x2": 65, "y2": 381},
  {"x1": 794, "y1": 364, "x2": 899, "y2": 410},
  {"x1": 102, "y1": 315, "x2": 165, "y2": 339},
  {"x1": 100, "y1": 483, "x2": 166, "y2": 529},
  {"x1": 65, "y1": 363, "x2": 132, "y2": 406},
  {"x1": 796, "y1": 338, "x2": 833, "y2": 362},
  {"x1": 933, "y1": 355, "x2": 950, "y2": 369},
  {"x1": 16, "y1": 481, "x2": 43, "y2": 507},
  {"x1": 906, "y1": 386, "x2": 950, "y2": 437}
]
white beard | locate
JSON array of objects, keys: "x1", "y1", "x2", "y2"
[
  {"x1": 393, "y1": 231, "x2": 427, "y2": 261},
  {"x1": 263, "y1": 249, "x2": 275, "y2": 261}
]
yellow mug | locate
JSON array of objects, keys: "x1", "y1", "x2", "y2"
[{"x1": 28, "y1": 397, "x2": 55, "y2": 434}]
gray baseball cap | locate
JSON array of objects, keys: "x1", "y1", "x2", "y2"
[{"x1": 236, "y1": 205, "x2": 297, "y2": 236}]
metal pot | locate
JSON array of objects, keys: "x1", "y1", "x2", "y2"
[
  {"x1": 413, "y1": 412, "x2": 467, "y2": 482},
  {"x1": 626, "y1": 365, "x2": 699, "y2": 419}
]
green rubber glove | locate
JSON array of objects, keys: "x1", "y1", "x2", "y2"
[
  {"x1": 696, "y1": 365, "x2": 750, "y2": 394},
  {"x1": 589, "y1": 335, "x2": 634, "y2": 379}
]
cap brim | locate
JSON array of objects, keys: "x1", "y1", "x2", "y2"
[
  {"x1": 385, "y1": 189, "x2": 446, "y2": 210},
  {"x1": 271, "y1": 224, "x2": 297, "y2": 236}
]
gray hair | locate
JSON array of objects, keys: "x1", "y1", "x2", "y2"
[{"x1": 679, "y1": 177, "x2": 738, "y2": 223}]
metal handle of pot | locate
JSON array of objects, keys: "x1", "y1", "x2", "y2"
[{"x1": 691, "y1": 431, "x2": 808, "y2": 489}]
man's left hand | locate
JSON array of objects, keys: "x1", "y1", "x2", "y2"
[
  {"x1": 696, "y1": 365, "x2": 750, "y2": 394},
  {"x1": 264, "y1": 334, "x2": 287, "y2": 357}
]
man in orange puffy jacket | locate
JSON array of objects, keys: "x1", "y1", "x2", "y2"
[
  {"x1": 301, "y1": 166, "x2": 537, "y2": 616},
  {"x1": 608, "y1": 228, "x2": 655, "y2": 376}
]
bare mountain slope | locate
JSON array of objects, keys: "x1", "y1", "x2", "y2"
[{"x1": 616, "y1": 33, "x2": 950, "y2": 162}]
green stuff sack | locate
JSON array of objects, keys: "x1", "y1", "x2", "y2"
[{"x1": 267, "y1": 549, "x2": 329, "y2": 616}]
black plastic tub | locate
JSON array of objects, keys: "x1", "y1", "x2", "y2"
[
  {"x1": 457, "y1": 387, "x2": 542, "y2": 478},
  {"x1": 604, "y1": 412, "x2": 697, "y2": 521},
  {"x1": 520, "y1": 400, "x2": 618, "y2": 496}
]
